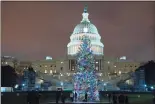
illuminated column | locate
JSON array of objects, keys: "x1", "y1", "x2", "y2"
[
  {"x1": 72, "y1": 46, "x2": 74, "y2": 54},
  {"x1": 98, "y1": 46, "x2": 100, "y2": 54},
  {"x1": 76, "y1": 46, "x2": 77, "y2": 53},
  {"x1": 69, "y1": 47, "x2": 71, "y2": 54},
  {"x1": 73, "y1": 46, "x2": 75, "y2": 54},
  {"x1": 69, "y1": 60, "x2": 71, "y2": 70},
  {"x1": 101, "y1": 47, "x2": 103, "y2": 54},
  {"x1": 71, "y1": 46, "x2": 72, "y2": 54},
  {"x1": 96, "y1": 46, "x2": 98, "y2": 54},
  {"x1": 95, "y1": 45, "x2": 97, "y2": 54},
  {"x1": 97, "y1": 46, "x2": 99, "y2": 54},
  {"x1": 91, "y1": 46, "x2": 93, "y2": 52},
  {"x1": 70, "y1": 47, "x2": 71, "y2": 54}
]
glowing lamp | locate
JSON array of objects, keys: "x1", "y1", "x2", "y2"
[{"x1": 151, "y1": 86, "x2": 154, "y2": 89}]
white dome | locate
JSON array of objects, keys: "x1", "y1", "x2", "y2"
[{"x1": 67, "y1": 6, "x2": 104, "y2": 56}]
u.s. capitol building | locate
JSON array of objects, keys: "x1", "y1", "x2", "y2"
[{"x1": 1, "y1": 6, "x2": 141, "y2": 90}]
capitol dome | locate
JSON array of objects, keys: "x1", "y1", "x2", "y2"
[
  {"x1": 73, "y1": 22, "x2": 99, "y2": 35},
  {"x1": 67, "y1": 6, "x2": 104, "y2": 56}
]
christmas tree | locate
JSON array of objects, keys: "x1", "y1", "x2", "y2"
[{"x1": 73, "y1": 35, "x2": 100, "y2": 101}]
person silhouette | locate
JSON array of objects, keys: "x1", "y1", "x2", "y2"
[
  {"x1": 61, "y1": 91, "x2": 65, "y2": 104},
  {"x1": 34, "y1": 91, "x2": 40, "y2": 104},
  {"x1": 112, "y1": 94, "x2": 117, "y2": 104},
  {"x1": 108, "y1": 93, "x2": 112, "y2": 102},
  {"x1": 118, "y1": 94, "x2": 125, "y2": 104},
  {"x1": 27, "y1": 90, "x2": 37, "y2": 104},
  {"x1": 85, "y1": 92, "x2": 88, "y2": 102},
  {"x1": 125, "y1": 95, "x2": 129, "y2": 104},
  {"x1": 74, "y1": 91, "x2": 77, "y2": 101},
  {"x1": 70, "y1": 92, "x2": 74, "y2": 102},
  {"x1": 56, "y1": 90, "x2": 61, "y2": 104}
]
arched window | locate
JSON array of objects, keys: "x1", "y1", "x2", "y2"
[
  {"x1": 50, "y1": 70, "x2": 52, "y2": 74},
  {"x1": 45, "y1": 70, "x2": 47, "y2": 73},
  {"x1": 61, "y1": 67, "x2": 63, "y2": 71}
]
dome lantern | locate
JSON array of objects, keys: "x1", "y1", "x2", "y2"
[{"x1": 81, "y1": 5, "x2": 90, "y2": 23}]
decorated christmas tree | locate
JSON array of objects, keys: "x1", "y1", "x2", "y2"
[{"x1": 73, "y1": 35, "x2": 100, "y2": 101}]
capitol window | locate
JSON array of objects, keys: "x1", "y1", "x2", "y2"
[
  {"x1": 83, "y1": 27, "x2": 88, "y2": 33},
  {"x1": 61, "y1": 67, "x2": 63, "y2": 71},
  {"x1": 50, "y1": 70, "x2": 52, "y2": 74},
  {"x1": 96, "y1": 67, "x2": 98, "y2": 70}
]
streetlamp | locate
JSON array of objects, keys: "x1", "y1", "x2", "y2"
[{"x1": 151, "y1": 86, "x2": 154, "y2": 90}]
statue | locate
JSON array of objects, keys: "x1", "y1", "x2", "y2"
[{"x1": 84, "y1": 4, "x2": 88, "y2": 13}]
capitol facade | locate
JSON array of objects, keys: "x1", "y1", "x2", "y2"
[{"x1": 1, "y1": 6, "x2": 142, "y2": 90}]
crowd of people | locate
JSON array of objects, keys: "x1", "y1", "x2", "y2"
[
  {"x1": 26, "y1": 90, "x2": 155, "y2": 104},
  {"x1": 108, "y1": 93, "x2": 129, "y2": 104},
  {"x1": 56, "y1": 90, "x2": 88, "y2": 103}
]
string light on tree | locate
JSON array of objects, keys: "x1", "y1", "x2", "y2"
[{"x1": 73, "y1": 35, "x2": 100, "y2": 101}]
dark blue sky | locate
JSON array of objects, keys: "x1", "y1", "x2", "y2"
[{"x1": 1, "y1": 1, "x2": 155, "y2": 61}]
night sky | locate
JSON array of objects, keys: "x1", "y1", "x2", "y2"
[{"x1": 1, "y1": 1, "x2": 155, "y2": 61}]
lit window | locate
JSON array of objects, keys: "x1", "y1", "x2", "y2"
[
  {"x1": 83, "y1": 27, "x2": 88, "y2": 33},
  {"x1": 96, "y1": 67, "x2": 98, "y2": 70},
  {"x1": 60, "y1": 82, "x2": 63, "y2": 86},
  {"x1": 5, "y1": 62, "x2": 8, "y2": 64},
  {"x1": 100, "y1": 73, "x2": 102, "y2": 76},
  {"x1": 61, "y1": 62, "x2": 63, "y2": 64},
  {"x1": 50, "y1": 70, "x2": 52, "y2": 74},
  {"x1": 96, "y1": 62, "x2": 98, "y2": 64},
  {"x1": 118, "y1": 71, "x2": 122, "y2": 74},
  {"x1": 60, "y1": 73, "x2": 63, "y2": 76},
  {"x1": 45, "y1": 70, "x2": 47, "y2": 73},
  {"x1": 114, "y1": 66, "x2": 116, "y2": 68},
  {"x1": 107, "y1": 61, "x2": 110, "y2": 64},
  {"x1": 68, "y1": 73, "x2": 70, "y2": 76}
]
